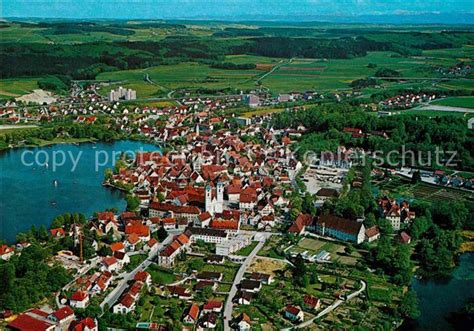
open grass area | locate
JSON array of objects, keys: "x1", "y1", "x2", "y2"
[
  {"x1": 235, "y1": 241, "x2": 259, "y2": 256},
  {"x1": 147, "y1": 264, "x2": 177, "y2": 285},
  {"x1": 247, "y1": 257, "x2": 288, "y2": 276},
  {"x1": 260, "y1": 49, "x2": 472, "y2": 92},
  {"x1": 0, "y1": 78, "x2": 39, "y2": 97},
  {"x1": 96, "y1": 62, "x2": 262, "y2": 96},
  {"x1": 241, "y1": 107, "x2": 286, "y2": 118},
  {"x1": 431, "y1": 96, "x2": 474, "y2": 109},
  {"x1": 289, "y1": 237, "x2": 361, "y2": 265},
  {"x1": 401, "y1": 108, "x2": 474, "y2": 119}
]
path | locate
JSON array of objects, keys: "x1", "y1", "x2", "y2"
[
  {"x1": 99, "y1": 234, "x2": 174, "y2": 311},
  {"x1": 256, "y1": 58, "x2": 293, "y2": 85},
  {"x1": 291, "y1": 280, "x2": 367, "y2": 330},
  {"x1": 418, "y1": 104, "x2": 474, "y2": 113},
  {"x1": 55, "y1": 256, "x2": 101, "y2": 308},
  {"x1": 223, "y1": 234, "x2": 271, "y2": 330}
]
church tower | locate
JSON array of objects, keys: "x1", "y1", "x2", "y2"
[
  {"x1": 205, "y1": 184, "x2": 212, "y2": 214},
  {"x1": 216, "y1": 182, "x2": 224, "y2": 214}
]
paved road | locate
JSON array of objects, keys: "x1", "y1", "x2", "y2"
[
  {"x1": 99, "y1": 234, "x2": 173, "y2": 311},
  {"x1": 223, "y1": 234, "x2": 270, "y2": 330}
]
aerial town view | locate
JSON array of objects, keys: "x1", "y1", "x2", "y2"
[{"x1": 0, "y1": 1, "x2": 473, "y2": 330}]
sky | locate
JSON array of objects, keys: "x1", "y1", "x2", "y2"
[{"x1": 1, "y1": 0, "x2": 473, "y2": 22}]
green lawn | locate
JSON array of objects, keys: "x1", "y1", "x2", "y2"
[
  {"x1": 0, "y1": 78, "x2": 39, "y2": 97},
  {"x1": 147, "y1": 265, "x2": 176, "y2": 285},
  {"x1": 235, "y1": 241, "x2": 259, "y2": 256},
  {"x1": 260, "y1": 49, "x2": 471, "y2": 93},
  {"x1": 125, "y1": 254, "x2": 148, "y2": 272},
  {"x1": 431, "y1": 96, "x2": 474, "y2": 109},
  {"x1": 96, "y1": 62, "x2": 262, "y2": 97}
]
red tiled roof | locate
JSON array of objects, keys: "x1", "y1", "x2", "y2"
[
  {"x1": 110, "y1": 242, "x2": 125, "y2": 252},
  {"x1": 119, "y1": 293, "x2": 135, "y2": 308},
  {"x1": 102, "y1": 256, "x2": 117, "y2": 266},
  {"x1": 210, "y1": 219, "x2": 239, "y2": 230},
  {"x1": 125, "y1": 224, "x2": 150, "y2": 237},
  {"x1": 134, "y1": 271, "x2": 150, "y2": 282},
  {"x1": 8, "y1": 314, "x2": 53, "y2": 331},
  {"x1": 70, "y1": 318, "x2": 96, "y2": 331},
  {"x1": 150, "y1": 202, "x2": 200, "y2": 214},
  {"x1": 186, "y1": 304, "x2": 200, "y2": 321},
  {"x1": 50, "y1": 228, "x2": 65, "y2": 237},
  {"x1": 71, "y1": 290, "x2": 88, "y2": 302},
  {"x1": 203, "y1": 300, "x2": 223, "y2": 311},
  {"x1": 147, "y1": 238, "x2": 158, "y2": 247},
  {"x1": 52, "y1": 306, "x2": 74, "y2": 321},
  {"x1": 285, "y1": 305, "x2": 301, "y2": 316}
]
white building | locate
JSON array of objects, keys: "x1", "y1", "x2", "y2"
[
  {"x1": 108, "y1": 86, "x2": 137, "y2": 102},
  {"x1": 205, "y1": 183, "x2": 224, "y2": 215}
]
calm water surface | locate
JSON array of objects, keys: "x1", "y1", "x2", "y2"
[
  {"x1": 0, "y1": 140, "x2": 159, "y2": 242},
  {"x1": 412, "y1": 253, "x2": 474, "y2": 330}
]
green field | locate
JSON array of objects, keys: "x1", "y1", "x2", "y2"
[
  {"x1": 0, "y1": 78, "x2": 39, "y2": 98},
  {"x1": 260, "y1": 49, "x2": 474, "y2": 92},
  {"x1": 431, "y1": 96, "x2": 474, "y2": 109},
  {"x1": 97, "y1": 62, "x2": 265, "y2": 97}
]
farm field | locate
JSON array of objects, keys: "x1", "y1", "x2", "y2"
[
  {"x1": 0, "y1": 78, "x2": 40, "y2": 98},
  {"x1": 96, "y1": 62, "x2": 264, "y2": 97},
  {"x1": 376, "y1": 176, "x2": 474, "y2": 206},
  {"x1": 431, "y1": 96, "x2": 474, "y2": 109},
  {"x1": 401, "y1": 108, "x2": 474, "y2": 119},
  {"x1": 260, "y1": 49, "x2": 473, "y2": 92}
]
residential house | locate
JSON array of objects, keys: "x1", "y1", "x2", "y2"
[
  {"x1": 47, "y1": 306, "x2": 75, "y2": 327},
  {"x1": 183, "y1": 304, "x2": 200, "y2": 325},
  {"x1": 70, "y1": 290, "x2": 89, "y2": 309},
  {"x1": 235, "y1": 291, "x2": 253, "y2": 305},
  {"x1": 0, "y1": 245, "x2": 14, "y2": 261},
  {"x1": 234, "y1": 313, "x2": 251, "y2": 331},
  {"x1": 284, "y1": 305, "x2": 304, "y2": 322},
  {"x1": 200, "y1": 313, "x2": 218, "y2": 329},
  {"x1": 303, "y1": 294, "x2": 321, "y2": 311},
  {"x1": 134, "y1": 271, "x2": 152, "y2": 287},
  {"x1": 203, "y1": 300, "x2": 223, "y2": 313},
  {"x1": 365, "y1": 226, "x2": 381, "y2": 242},
  {"x1": 249, "y1": 272, "x2": 273, "y2": 285},
  {"x1": 69, "y1": 318, "x2": 98, "y2": 331},
  {"x1": 240, "y1": 280, "x2": 262, "y2": 293}
]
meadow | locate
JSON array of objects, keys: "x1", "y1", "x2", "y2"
[
  {"x1": 431, "y1": 96, "x2": 474, "y2": 109},
  {"x1": 260, "y1": 48, "x2": 474, "y2": 92},
  {"x1": 0, "y1": 78, "x2": 39, "y2": 98},
  {"x1": 96, "y1": 62, "x2": 264, "y2": 97}
]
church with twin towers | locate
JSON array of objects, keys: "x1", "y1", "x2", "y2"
[{"x1": 205, "y1": 182, "x2": 224, "y2": 215}]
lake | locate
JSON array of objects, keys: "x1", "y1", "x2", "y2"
[
  {"x1": 411, "y1": 253, "x2": 474, "y2": 330},
  {"x1": 0, "y1": 140, "x2": 160, "y2": 243}
]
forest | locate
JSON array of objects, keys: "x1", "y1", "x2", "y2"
[
  {"x1": 1, "y1": 21, "x2": 472, "y2": 81},
  {"x1": 271, "y1": 103, "x2": 474, "y2": 171}
]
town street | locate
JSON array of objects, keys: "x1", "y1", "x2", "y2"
[
  {"x1": 99, "y1": 234, "x2": 174, "y2": 311},
  {"x1": 223, "y1": 233, "x2": 271, "y2": 331}
]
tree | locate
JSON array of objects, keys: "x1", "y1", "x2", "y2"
[
  {"x1": 411, "y1": 170, "x2": 421, "y2": 184},
  {"x1": 345, "y1": 244, "x2": 355, "y2": 255},
  {"x1": 157, "y1": 226, "x2": 168, "y2": 241},
  {"x1": 187, "y1": 259, "x2": 204, "y2": 273},
  {"x1": 398, "y1": 290, "x2": 420, "y2": 320},
  {"x1": 125, "y1": 194, "x2": 140, "y2": 211}
]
